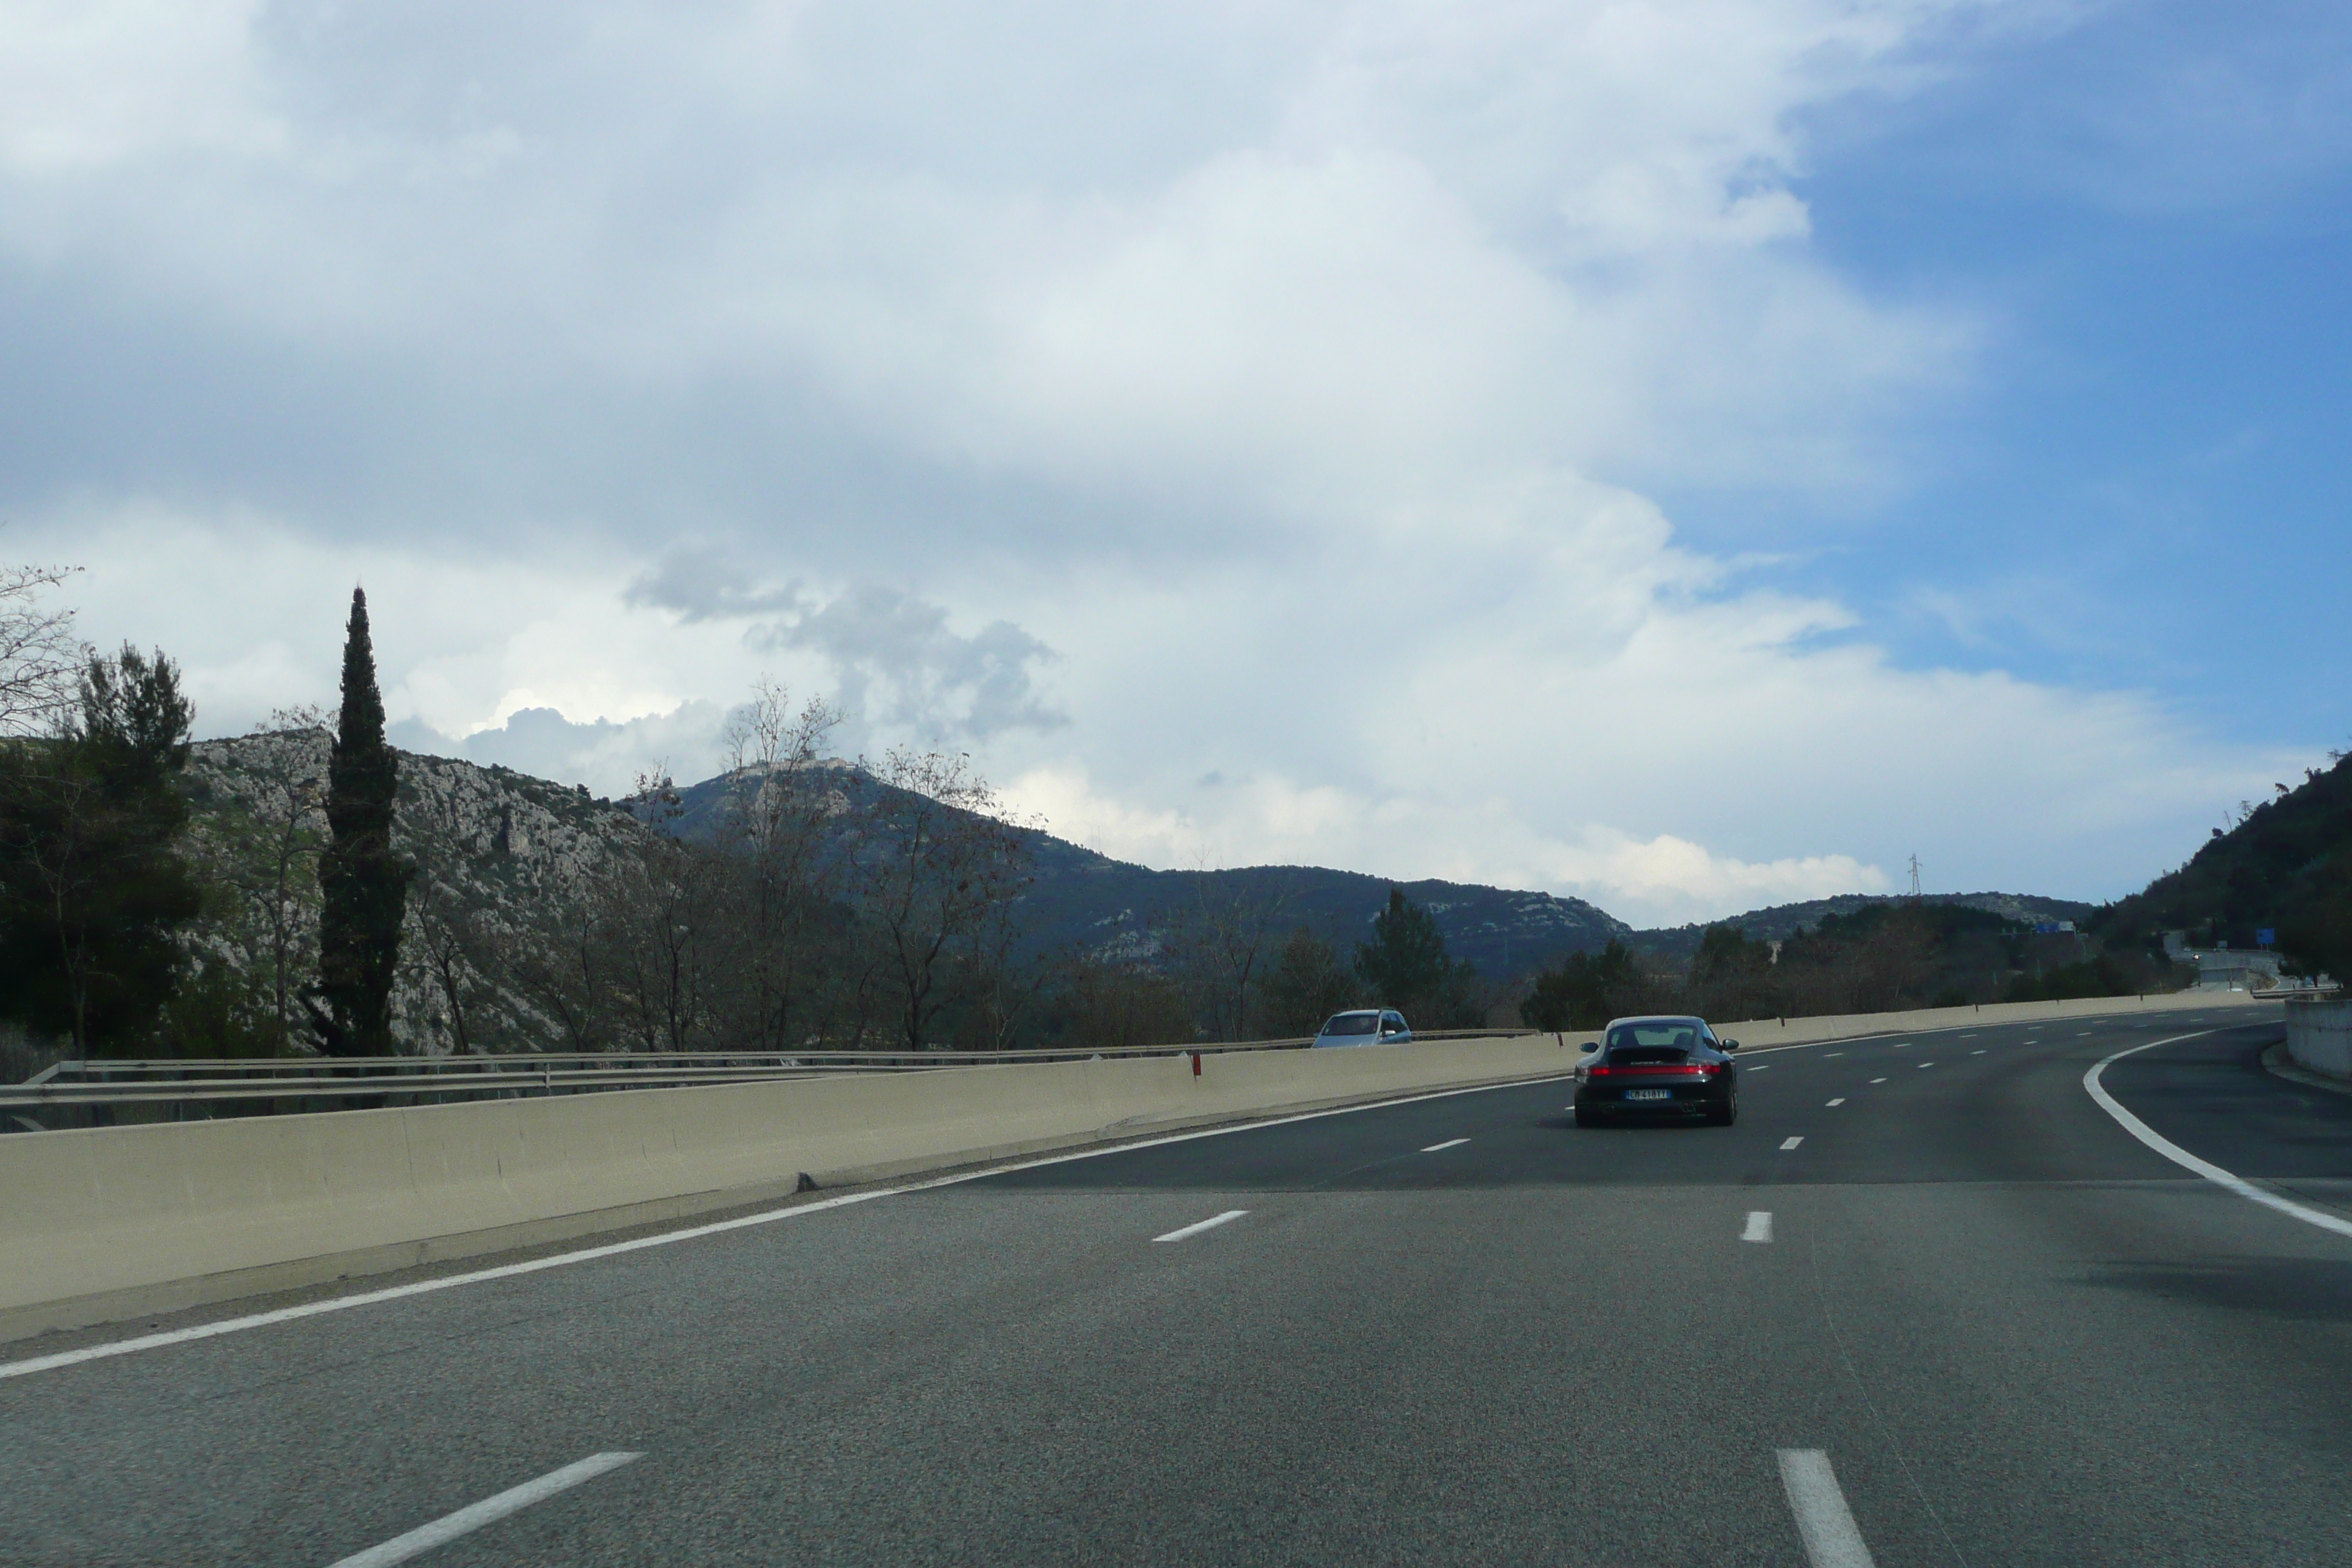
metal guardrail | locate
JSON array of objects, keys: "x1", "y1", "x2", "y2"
[{"x1": 0, "y1": 1028, "x2": 1537, "y2": 1120}]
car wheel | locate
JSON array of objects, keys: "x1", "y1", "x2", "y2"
[
  {"x1": 1574, "y1": 1104, "x2": 1597, "y2": 1128},
  {"x1": 1709, "y1": 1092, "x2": 1737, "y2": 1126}
]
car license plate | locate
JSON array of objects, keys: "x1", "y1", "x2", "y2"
[{"x1": 1626, "y1": 1088, "x2": 1671, "y2": 1101}]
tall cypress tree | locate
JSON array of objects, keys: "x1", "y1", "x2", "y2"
[{"x1": 312, "y1": 588, "x2": 412, "y2": 1055}]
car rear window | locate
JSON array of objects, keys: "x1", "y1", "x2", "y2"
[
  {"x1": 1607, "y1": 1022, "x2": 1698, "y2": 1052},
  {"x1": 1320, "y1": 1013, "x2": 1379, "y2": 1036}
]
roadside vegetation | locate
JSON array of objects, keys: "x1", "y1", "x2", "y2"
[{"x1": 1518, "y1": 902, "x2": 2192, "y2": 1033}]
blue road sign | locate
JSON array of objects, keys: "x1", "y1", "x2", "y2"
[{"x1": 2257, "y1": 928, "x2": 2277, "y2": 948}]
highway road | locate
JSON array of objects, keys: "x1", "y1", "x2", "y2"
[{"x1": 6, "y1": 1003, "x2": 2351, "y2": 1566}]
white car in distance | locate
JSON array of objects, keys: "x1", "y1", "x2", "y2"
[{"x1": 1311, "y1": 1009, "x2": 1414, "y2": 1047}]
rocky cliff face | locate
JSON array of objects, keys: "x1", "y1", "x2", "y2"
[{"x1": 174, "y1": 731, "x2": 659, "y2": 1057}]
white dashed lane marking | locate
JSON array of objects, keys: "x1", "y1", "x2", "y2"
[
  {"x1": 325, "y1": 1453, "x2": 643, "y2": 1568},
  {"x1": 1779, "y1": 1449, "x2": 1877, "y2": 1568},
  {"x1": 1826, "y1": 1097, "x2": 1846, "y2": 1107},
  {"x1": 1153, "y1": 1210, "x2": 1249, "y2": 1243},
  {"x1": 1420, "y1": 1139, "x2": 1469, "y2": 1153},
  {"x1": 1780, "y1": 1137, "x2": 1804, "y2": 1151},
  {"x1": 1743, "y1": 1212, "x2": 1774, "y2": 1243}
]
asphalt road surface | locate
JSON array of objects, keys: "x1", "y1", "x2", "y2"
[{"x1": 7, "y1": 1003, "x2": 2351, "y2": 1567}]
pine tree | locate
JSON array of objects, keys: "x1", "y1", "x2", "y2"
[
  {"x1": 0, "y1": 645, "x2": 201, "y2": 1054},
  {"x1": 311, "y1": 588, "x2": 412, "y2": 1055},
  {"x1": 1353, "y1": 887, "x2": 1468, "y2": 1017}
]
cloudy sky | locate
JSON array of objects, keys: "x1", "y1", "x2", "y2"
[{"x1": 6, "y1": 0, "x2": 2346, "y2": 926}]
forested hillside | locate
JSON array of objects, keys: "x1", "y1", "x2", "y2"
[
  {"x1": 1631, "y1": 890, "x2": 2097, "y2": 962},
  {"x1": 2094, "y1": 752, "x2": 2352, "y2": 978}
]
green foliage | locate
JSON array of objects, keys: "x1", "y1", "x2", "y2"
[
  {"x1": 0, "y1": 644, "x2": 201, "y2": 1053},
  {"x1": 2274, "y1": 843, "x2": 2352, "y2": 980},
  {"x1": 1257, "y1": 925, "x2": 1357, "y2": 1036},
  {"x1": 2006, "y1": 956, "x2": 2138, "y2": 1003},
  {"x1": 2097, "y1": 753, "x2": 2352, "y2": 977},
  {"x1": 314, "y1": 589, "x2": 414, "y2": 1055},
  {"x1": 1691, "y1": 923, "x2": 1772, "y2": 979},
  {"x1": 1520, "y1": 938, "x2": 1642, "y2": 1031},
  {"x1": 1353, "y1": 887, "x2": 1479, "y2": 1022},
  {"x1": 159, "y1": 960, "x2": 285, "y2": 1058}
]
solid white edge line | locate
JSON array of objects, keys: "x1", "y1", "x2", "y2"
[
  {"x1": 1779, "y1": 1136, "x2": 1804, "y2": 1150},
  {"x1": 1420, "y1": 1138, "x2": 1469, "y2": 1153},
  {"x1": 1741, "y1": 1211, "x2": 1773, "y2": 1243},
  {"x1": 7, "y1": 1071, "x2": 1586, "y2": 1382},
  {"x1": 325, "y1": 1451, "x2": 641, "y2": 1568},
  {"x1": 1153, "y1": 1210, "x2": 1248, "y2": 1243},
  {"x1": 2084, "y1": 1032, "x2": 2352, "y2": 1241},
  {"x1": 1777, "y1": 1449, "x2": 1875, "y2": 1568}
]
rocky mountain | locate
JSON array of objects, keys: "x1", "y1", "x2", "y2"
[{"x1": 173, "y1": 730, "x2": 660, "y2": 1057}]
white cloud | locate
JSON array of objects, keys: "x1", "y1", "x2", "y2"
[
  {"x1": 0, "y1": 0, "x2": 284, "y2": 175},
  {"x1": 391, "y1": 704, "x2": 731, "y2": 799},
  {"x1": 0, "y1": 0, "x2": 2310, "y2": 927}
]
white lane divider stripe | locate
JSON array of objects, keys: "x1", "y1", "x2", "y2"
[
  {"x1": 1420, "y1": 1138, "x2": 1469, "y2": 1153},
  {"x1": 1780, "y1": 1137, "x2": 1804, "y2": 1150},
  {"x1": 1777, "y1": 1449, "x2": 1875, "y2": 1568},
  {"x1": 1742, "y1": 1211, "x2": 1773, "y2": 1243},
  {"x1": 1869, "y1": 1077, "x2": 1887, "y2": 1085},
  {"x1": 1825, "y1": 1098, "x2": 1846, "y2": 1107},
  {"x1": 1971, "y1": 1049, "x2": 1986, "y2": 1055},
  {"x1": 2085, "y1": 1034, "x2": 2352, "y2": 1241},
  {"x1": 1918, "y1": 1062, "x2": 1935, "y2": 1068},
  {"x1": 1153, "y1": 1210, "x2": 1249, "y2": 1243},
  {"x1": 325, "y1": 1452, "x2": 641, "y2": 1568}
]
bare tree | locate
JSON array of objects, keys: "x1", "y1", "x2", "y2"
[
  {"x1": 1049, "y1": 946, "x2": 1193, "y2": 1052},
  {"x1": 395, "y1": 784, "x2": 502, "y2": 1057},
  {"x1": 235, "y1": 711, "x2": 330, "y2": 1051},
  {"x1": 712, "y1": 682, "x2": 845, "y2": 1050},
  {"x1": 852, "y1": 749, "x2": 1031, "y2": 1052},
  {"x1": 0, "y1": 561, "x2": 83, "y2": 736},
  {"x1": 962, "y1": 877, "x2": 1050, "y2": 1050},
  {"x1": 1164, "y1": 879, "x2": 1282, "y2": 1042},
  {"x1": 599, "y1": 769, "x2": 734, "y2": 1053}
]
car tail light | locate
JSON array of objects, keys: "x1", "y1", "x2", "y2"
[{"x1": 1587, "y1": 1063, "x2": 1716, "y2": 1078}]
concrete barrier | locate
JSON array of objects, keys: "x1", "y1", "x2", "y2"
[
  {"x1": 0, "y1": 989, "x2": 2264, "y2": 1341},
  {"x1": 2284, "y1": 996, "x2": 2352, "y2": 1079}
]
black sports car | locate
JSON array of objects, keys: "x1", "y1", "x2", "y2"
[{"x1": 1572, "y1": 1014, "x2": 1741, "y2": 1126}]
